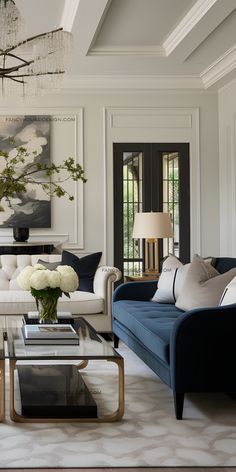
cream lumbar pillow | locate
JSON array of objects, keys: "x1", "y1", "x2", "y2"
[
  {"x1": 152, "y1": 255, "x2": 183, "y2": 303},
  {"x1": 175, "y1": 255, "x2": 236, "y2": 311},
  {"x1": 219, "y1": 276, "x2": 236, "y2": 306}
]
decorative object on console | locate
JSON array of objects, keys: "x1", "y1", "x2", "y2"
[
  {"x1": 13, "y1": 227, "x2": 29, "y2": 242},
  {"x1": 0, "y1": 115, "x2": 86, "y2": 240},
  {"x1": 132, "y1": 212, "x2": 173, "y2": 275},
  {"x1": 0, "y1": 0, "x2": 72, "y2": 97},
  {"x1": 62, "y1": 250, "x2": 102, "y2": 293},
  {"x1": 17, "y1": 263, "x2": 78, "y2": 323}
]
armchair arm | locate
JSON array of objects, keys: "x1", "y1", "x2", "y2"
[
  {"x1": 93, "y1": 266, "x2": 122, "y2": 316},
  {"x1": 113, "y1": 280, "x2": 158, "y2": 302},
  {"x1": 170, "y1": 304, "x2": 236, "y2": 392}
]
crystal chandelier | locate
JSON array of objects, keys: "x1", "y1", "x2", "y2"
[{"x1": 0, "y1": 0, "x2": 72, "y2": 96}]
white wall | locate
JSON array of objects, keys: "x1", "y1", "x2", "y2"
[
  {"x1": 0, "y1": 89, "x2": 219, "y2": 262},
  {"x1": 219, "y1": 79, "x2": 236, "y2": 256}
]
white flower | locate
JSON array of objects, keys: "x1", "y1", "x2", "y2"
[
  {"x1": 57, "y1": 265, "x2": 75, "y2": 275},
  {"x1": 47, "y1": 270, "x2": 61, "y2": 288},
  {"x1": 60, "y1": 271, "x2": 78, "y2": 293},
  {"x1": 34, "y1": 263, "x2": 46, "y2": 270},
  {"x1": 17, "y1": 266, "x2": 36, "y2": 290},
  {"x1": 30, "y1": 270, "x2": 48, "y2": 290},
  {"x1": 17, "y1": 263, "x2": 78, "y2": 294}
]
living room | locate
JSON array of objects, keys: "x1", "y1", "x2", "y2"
[{"x1": 0, "y1": 0, "x2": 236, "y2": 470}]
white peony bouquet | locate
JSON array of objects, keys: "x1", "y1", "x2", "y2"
[{"x1": 17, "y1": 264, "x2": 78, "y2": 322}]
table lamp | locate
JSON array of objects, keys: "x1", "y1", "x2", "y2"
[{"x1": 132, "y1": 212, "x2": 173, "y2": 275}]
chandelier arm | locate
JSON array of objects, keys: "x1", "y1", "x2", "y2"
[
  {"x1": 7, "y1": 76, "x2": 25, "y2": 84},
  {"x1": 8, "y1": 71, "x2": 65, "y2": 78},
  {"x1": 3, "y1": 52, "x2": 32, "y2": 65},
  {"x1": 0, "y1": 60, "x2": 34, "y2": 74},
  {"x1": 4, "y1": 27, "x2": 63, "y2": 54}
]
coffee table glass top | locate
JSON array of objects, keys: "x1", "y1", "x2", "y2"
[{"x1": 4, "y1": 317, "x2": 120, "y2": 360}]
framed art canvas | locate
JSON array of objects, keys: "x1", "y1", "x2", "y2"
[{"x1": 0, "y1": 115, "x2": 51, "y2": 228}]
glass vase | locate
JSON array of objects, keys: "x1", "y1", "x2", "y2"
[{"x1": 37, "y1": 296, "x2": 59, "y2": 324}]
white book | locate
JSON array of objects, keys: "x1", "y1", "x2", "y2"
[{"x1": 23, "y1": 323, "x2": 78, "y2": 339}]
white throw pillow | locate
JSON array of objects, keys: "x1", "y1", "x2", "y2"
[
  {"x1": 174, "y1": 263, "x2": 190, "y2": 300},
  {"x1": 175, "y1": 255, "x2": 236, "y2": 311},
  {"x1": 219, "y1": 276, "x2": 236, "y2": 306},
  {"x1": 152, "y1": 254, "x2": 215, "y2": 304},
  {"x1": 152, "y1": 255, "x2": 182, "y2": 303}
]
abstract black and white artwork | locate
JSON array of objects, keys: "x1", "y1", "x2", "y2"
[{"x1": 0, "y1": 115, "x2": 51, "y2": 228}]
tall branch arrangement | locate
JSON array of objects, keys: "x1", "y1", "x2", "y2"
[{"x1": 0, "y1": 141, "x2": 86, "y2": 212}]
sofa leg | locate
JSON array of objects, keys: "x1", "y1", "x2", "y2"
[
  {"x1": 113, "y1": 333, "x2": 119, "y2": 349},
  {"x1": 173, "y1": 392, "x2": 184, "y2": 420}
]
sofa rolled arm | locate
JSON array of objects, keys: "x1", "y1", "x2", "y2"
[
  {"x1": 170, "y1": 304, "x2": 236, "y2": 392},
  {"x1": 113, "y1": 280, "x2": 158, "y2": 302},
  {"x1": 93, "y1": 266, "x2": 122, "y2": 316}
]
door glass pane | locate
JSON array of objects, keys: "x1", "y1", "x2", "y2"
[
  {"x1": 123, "y1": 152, "x2": 143, "y2": 276},
  {"x1": 162, "y1": 152, "x2": 179, "y2": 258}
]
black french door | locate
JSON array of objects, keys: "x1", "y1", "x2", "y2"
[{"x1": 113, "y1": 143, "x2": 190, "y2": 277}]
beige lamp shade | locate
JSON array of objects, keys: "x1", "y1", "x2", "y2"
[{"x1": 132, "y1": 212, "x2": 173, "y2": 239}]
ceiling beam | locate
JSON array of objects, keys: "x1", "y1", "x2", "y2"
[
  {"x1": 70, "y1": 0, "x2": 112, "y2": 56},
  {"x1": 163, "y1": 0, "x2": 236, "y2": 62},
  {"x1": 61, "y1": 0, "x2": 81, "y2": 32}
]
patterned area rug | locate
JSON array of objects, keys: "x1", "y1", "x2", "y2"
[{"x1": 1, "y1": 344, "x2": 236, "y2": 468}]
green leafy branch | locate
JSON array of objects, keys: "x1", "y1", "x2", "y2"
[{"x1": 0, "y1": 142, "x2": 87, "y2": 211}]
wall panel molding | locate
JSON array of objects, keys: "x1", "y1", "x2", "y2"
[{"x1": 104, "y1": 106, "x2": 201, "y2": 262}]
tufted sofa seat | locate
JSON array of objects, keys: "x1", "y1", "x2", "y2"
[{"x1": 0, "y1": 254, "x2": 121, "y2": 332}]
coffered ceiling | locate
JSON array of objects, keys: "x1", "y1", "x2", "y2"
[{"x1": 15, "y1": 0, "x2": 236, "y2": 90}]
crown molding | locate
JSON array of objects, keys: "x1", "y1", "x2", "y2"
[
  {"x1": 88, "y1": 45, "x2": 165, "y2": 57},
  {"x1": 200, "y1": 44, "x2": 236, "y2": 88},
  {"x1": 163, "y1": 0, "x2": 218, "y2": 56},
  {"x1": 61, "y1": 0, "x2": 80, "y2": 32},
  {"x1": 218, "y1": 77, "x2": 236, "y2": 95},
  {"x1": 61, "y1": 74, "x2": 204, "y2": 91}
]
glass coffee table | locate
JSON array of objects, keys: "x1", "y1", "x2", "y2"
[{"x1": 1, "y1": 317, "x2": 124, "y2": 423}]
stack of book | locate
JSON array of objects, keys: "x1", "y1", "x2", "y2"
[{"x1": 22, "y1": 324, "x2": 79, "y2": 345}]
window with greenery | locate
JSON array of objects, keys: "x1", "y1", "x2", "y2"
[{"x1": 114, "y1": 143, "x2": 190, "y2": 278}]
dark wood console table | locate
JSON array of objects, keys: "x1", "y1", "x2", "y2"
[{"x1": 0, "y1": 242, "x2": 55, "y2": 255}]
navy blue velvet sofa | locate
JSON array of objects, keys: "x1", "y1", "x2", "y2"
[{"x1": 112, "y1": 257, "x2": 236, "y2": 419}]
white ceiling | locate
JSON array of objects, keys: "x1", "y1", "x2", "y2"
[{"x1": 14, "y1": 0, "x2": 236, "y2": 91}]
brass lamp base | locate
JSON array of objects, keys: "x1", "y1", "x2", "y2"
[{"x1": 145, "y1": 238, "x2": 159, "y2": 273}]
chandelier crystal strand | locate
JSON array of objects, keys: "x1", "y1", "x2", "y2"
[
  {"x1": 0, "y1": 0, "x2": 72, "y2": 97},
  {"x1": 0, "y1": 0, "x2": 23, "y2": 50}
]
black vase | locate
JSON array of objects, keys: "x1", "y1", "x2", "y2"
[{"x1": 13, "y1": 227, "x2": 29, "y2": 242}]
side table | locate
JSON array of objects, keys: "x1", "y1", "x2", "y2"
[{"x1": 125, "y1": 273, "x2": 160, "y2": 282}]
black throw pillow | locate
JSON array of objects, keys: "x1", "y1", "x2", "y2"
[{"x1": 61, "y1": 250, "x2": 102, "y2": 293}]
